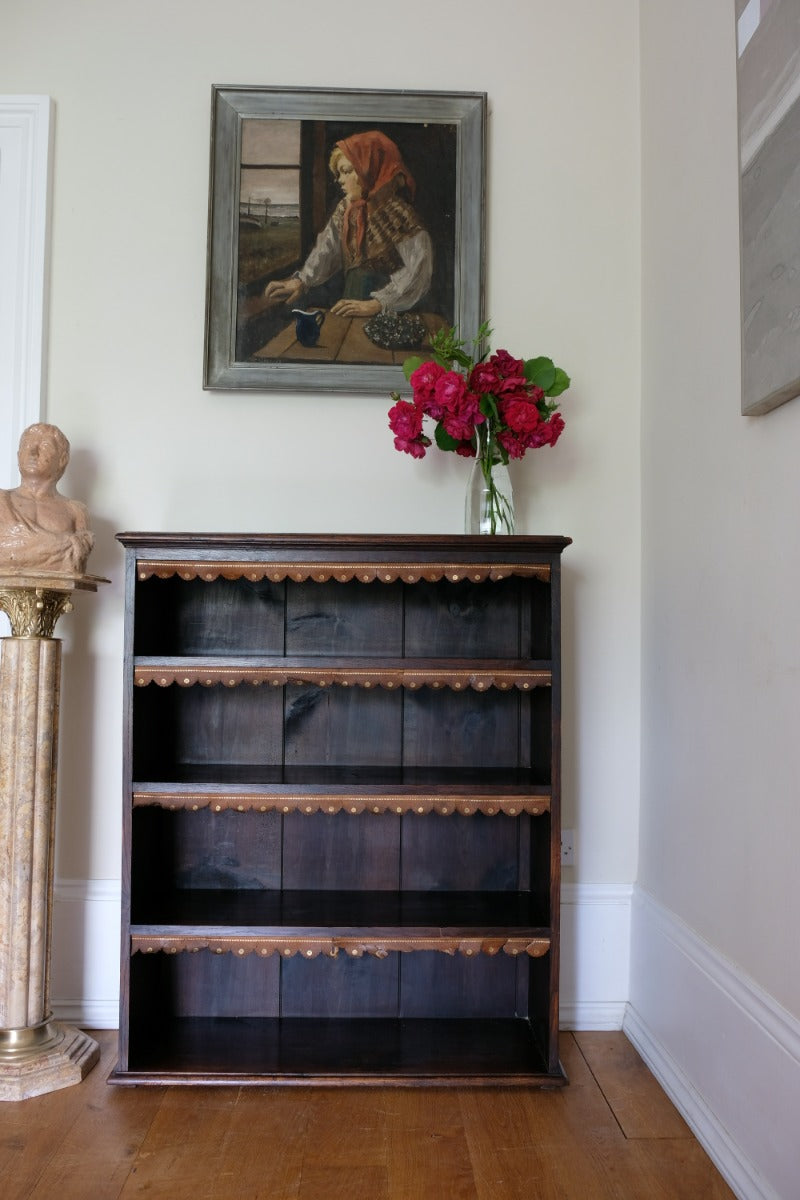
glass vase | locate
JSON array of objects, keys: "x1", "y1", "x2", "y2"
[{"x1": 465, "y1": 435, "x2": 515, "y2": 535}]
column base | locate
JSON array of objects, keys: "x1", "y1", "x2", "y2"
[{"x1": 0, "y1": 1019, "x2": 100, "y2": 1101}]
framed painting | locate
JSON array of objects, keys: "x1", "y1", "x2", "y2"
[
  {"x1": 204, "y1": 86, "x2": 486, "y2": 393},
  {"x1": 737, "y1": 0, "x2": 800, "y2": 414}
]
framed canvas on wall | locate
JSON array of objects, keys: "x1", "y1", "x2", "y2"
[
  {"x1": 204, "y1": 86, "x2": 486, "y2": 394},
  {"x1": 737, "y1": 0, "x2": 800, "y2": 415}
]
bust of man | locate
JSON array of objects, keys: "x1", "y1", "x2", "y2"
[{"x1": 0, "y1": 424, "x2": 94, "y2": 575}]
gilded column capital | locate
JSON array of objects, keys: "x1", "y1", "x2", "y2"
[
  {"x1": 0, "y1": 573, "x2": 109, "y2": 639},
  {"x1": 0, "y1": 587, "x2": 74, "y2": 638}
]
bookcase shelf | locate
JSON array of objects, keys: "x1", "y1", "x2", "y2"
[{"x1": 111, "y1": 533, "x2": 570, "y2": 1087}]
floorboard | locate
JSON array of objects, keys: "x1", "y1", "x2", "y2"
[
  {"x1": 0, "y1": 1030, "x2": 737, "y2": 1199},
  {"x1": 573, "y1": 1030, "x2": 691, "y2": 1140}
]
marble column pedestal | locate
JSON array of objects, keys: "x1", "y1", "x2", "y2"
[{"x1": 0, "y1": 576, "x2": 105, "y2": 1100}]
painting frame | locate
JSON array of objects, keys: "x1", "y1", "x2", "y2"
[
  {"x1": 204, "y1": 85, "x2": 486, "y2": 394},
  {"x1": 737, "y1": 0, "x2": 800, "y2": 415}
]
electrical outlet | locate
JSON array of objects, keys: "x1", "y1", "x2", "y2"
[{"x1": 561, "y1": 829, "x2": 575, "y2": 867}]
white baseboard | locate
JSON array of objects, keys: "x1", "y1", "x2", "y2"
[
  {"x1": 51, "y1": 879, "x2": 120, "y2": 1029},
  {"x1": 560, "y1": 882, "x2": 632, "y2": 1029},
  {"x1": 626, "y1": 886, "x2": 800, "y2": 1200},
  {"x1": 49, "y1": 878, "x2": 635, "y2": 1034}
]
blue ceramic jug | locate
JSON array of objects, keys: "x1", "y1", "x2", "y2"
[{"x1": 291, "y1": 308, "x2": 325, "y2": 348}]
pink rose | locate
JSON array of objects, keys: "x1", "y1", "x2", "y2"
[
  {"x1": 494, "y1": 376, "x2": 528, "y2": 398},
  {"x1": 525, "y1": 412, "x2": 565, "y2": 448},
  {"x1": 497, "y1": 429, "x2": 529, "y2": 459},
  {"x1": 398, "y1": 436, "x2": 428, "y2": 458},
  {"x1": 388, "y1": 399, "x2": 431, "y2": 458},
  {"x1": 490, "y1": 349, "x2": 525, "y2": 378},
  {"x1": 443, "y1": 412, "x2": 478, "y2": 441},
  {"x1": 537, "y1": 412, "x2": 565, "y2": 447},
  {"x1": 389, "y1": 398, "x2": 423, "y2": 439},
  {"x1": 433, "y1": 370, "x2": 469, "y2": 413},
  {"x1": 435, "y1": 372, "x2": 484, "y2": 442},
  {"x1": 499, "y1": 396, "x2": 541, "y2": 434},
  {"x1": 468, "y1": 361, "x2": 503, "y2": 395},
  {"x1": 410, "y1": 361, "x2": 447, "y2": 417}
]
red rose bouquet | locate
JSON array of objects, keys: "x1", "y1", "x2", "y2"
[{"x1": 388, "y1": 323, "x2": 569, "y2": 533}]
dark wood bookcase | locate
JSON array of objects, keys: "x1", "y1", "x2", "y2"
[{"x1": 110, "y1": 533, "x2": 570, "y2": 1087}]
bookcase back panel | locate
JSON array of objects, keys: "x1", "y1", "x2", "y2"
[
  {"x1": 130, "y1": 951, "x2": 281, "y2": 1019},
  {"x1": 130, "y1": 951, "x2": 528, "y2": 1024},
  {"x1": 281, "y1": 954, "x2": 399, "y2": 1017},
  {"x1": 400, "y1": 812, "x2": 520, "y2": 891},
  {"x1": 132, "y1": 685, "x2": 285, "y2": 774},
  {"x1": 134, "y1": 577, "x2": 286, "y2": 656},
  {"x1": 131, "y1": 809, "x2": 549, "y2": 900},
  {"x1": 403, "y1": 579, "x2": 528, "y2": 657},
  {"x1": 133, "y1": 575, "x2": 551, "y2": 660},
  {"x1": 133, "y1": 685, "x2": 550, "y2": 782},
  {"x1": 132, "y1": 808, "x2": 283, "y2": 895},
  {"x1": 282, "y1": 812, "x2": 401, "y2": 890},
  {"x1": 286, "y1": 581, "x2": 403, "y2": 656},
  {"x1": 402, "y1": 689, "x2": 541, "y2": 773},
  {"x1": 399, "y1": 952, "x2": 520, "y2": 1018},
  {"x1": 284, "y1": 685, "x2": 402, "y2": 767}
]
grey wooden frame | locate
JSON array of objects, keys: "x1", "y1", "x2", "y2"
[
  {"x1": 204, "y1": 86, "x2": 486, "y2": 393},
  {"x1": 737, "y1": 3, "x2": 800, "y2": 415}
]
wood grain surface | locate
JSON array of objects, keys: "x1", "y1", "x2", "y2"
[{"x1": 1, "y1": 1030, "x2": 736, "y2": 1200}]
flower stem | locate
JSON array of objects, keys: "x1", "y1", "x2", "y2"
[{"x1": 476, "y1": 424, "x2": 513, "y2": 535}]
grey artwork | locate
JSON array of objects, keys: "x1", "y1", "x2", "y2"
[
  {"x1": 740, "y1": 93, "x2": 800, "y2": 414},
  {"x1": 737, "y1": 0, "x2": 800, "y2": 415}
]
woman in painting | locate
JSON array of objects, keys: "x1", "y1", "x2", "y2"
[{"x1": 263, "y1": 129, "x2": 432, "y2": 317}]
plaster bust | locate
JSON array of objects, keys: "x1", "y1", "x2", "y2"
[{"x1": 0, "y1": 424, "x2": 94, "y2": 575}]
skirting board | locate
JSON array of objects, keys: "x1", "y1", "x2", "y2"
[
  {"x1": 559, "y1": 882, "x2": 632, "y2": 1030},
  {"x1": 50, "y1": 879, "x2": 121, "y2": 1029},
  {"x1": 625, "y1": 886, "x2": 800, "y2": 1200},
  {"x1": 49, "y1": 879, "x2": 633, "y2": 1032}
]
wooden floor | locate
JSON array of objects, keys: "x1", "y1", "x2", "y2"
[{"x1": 0, "y1": 1031, "x2": 736, "y2": 1199}]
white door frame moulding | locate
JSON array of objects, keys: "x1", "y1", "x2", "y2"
[
  {"x1": 625, "y1": 886, "x2": 800, "y2": 1200},
  {"x1": 0, "y1": 95, "x2": 53, "y2": 486}
]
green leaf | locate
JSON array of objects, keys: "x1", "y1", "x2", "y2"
[
  {"x1": 524, "y1": 357, "x2": 556, "y2": 391},
  {"x1": 402, "y1": 355, "x2": 425, "y2": 382},
  {"x1": 546, "y1": 368, "x2": 571, "y2": 397},
  {"x1": 434, "y1": 422, "x2": 461, "y2": 452},
  {"x1": 473, "y1": 321, "x2": 493, "y2": 359},
  {"x1": 479, "y1": 392, "x2": 500, "y2": 422}
]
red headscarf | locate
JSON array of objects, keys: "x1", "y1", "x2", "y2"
[{"x1": 335, "y1": 130, "x2": 416, "y2": 261}]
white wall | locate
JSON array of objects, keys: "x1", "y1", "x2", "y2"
[
  {"x1": 640, "y1": 0, "x2": 800, "y2": 1033},
  {"x1": 1, "y1": 0, "x2": 642, "y2": 1019},
  {"x1": 635, "y1": 1, "x2": 800, "y2": 1195}
]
